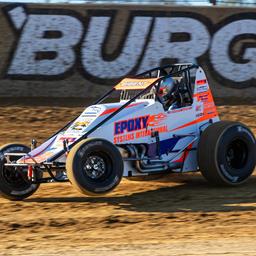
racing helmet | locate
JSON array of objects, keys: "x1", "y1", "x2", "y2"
[{"x1": 158, "y1": 77, "x2": 175, "y2": 103}]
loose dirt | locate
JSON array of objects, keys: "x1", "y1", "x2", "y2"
[{"x1": 0, "y1": 105, "x2": 255, "y2": 256}]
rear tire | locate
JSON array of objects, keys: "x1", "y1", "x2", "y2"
[
  {"x1": 198, "y1": 121, "x2": 256, "y2": 186},
  {"x1": 0, "y1": 143, "x2": 40, "y2": 200},
  {"x1": 66, "y1": 138, "x2": 123, "y2": 196}
]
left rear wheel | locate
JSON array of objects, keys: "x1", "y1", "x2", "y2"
[{"x1": 0, "y1": 143, "x2": 40, "y2": 201}]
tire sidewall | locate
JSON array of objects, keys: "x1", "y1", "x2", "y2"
[
  {"x1": 215, "y1": 124, "x2": 256, "y2": 185},
  {"x1": 71, "y1": 139, "x2": 123, "y2": 195}
]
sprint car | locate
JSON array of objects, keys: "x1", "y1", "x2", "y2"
[{"x1": 0, "y1": 64, "x2": 255, "y2": 200}]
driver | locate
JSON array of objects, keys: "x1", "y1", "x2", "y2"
[{"x1": 158, "y1": 77, "x2": 177, "y2": 110}]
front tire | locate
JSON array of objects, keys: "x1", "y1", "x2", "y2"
[
  {"x1": 198, "y1": 121, "x2": 256, "y2": 186},
  {"x1": 66, "y1": 138, "x2": 124, "y2": 196},
  {"x1": 0, "y1": 143, "x2": 40, "y2": 200}
]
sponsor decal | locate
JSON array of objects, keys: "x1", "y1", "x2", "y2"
[
  {"x1": 197, "y1": 85, "x2": 208, "y2": 93},
  {"x1": 168, "y1": 106, "x2": 192, "y2": 114},
  {"x1": 115, "y1": 78, "x2": 158, "y2": 90},
  {"x1": 124, "y1": 81, "x2": 147, "y2": 87},
  {"x1": 72, "y1": 121, "x2": 91, "y2": 130},
  {"x1": 147, "y1": 113, "x2": 167, "y2": 126},
  {"x1": 114, "y1": 125, "x2": 168, "y2": 144},
  {"x1": 53, "y1": 136, "x2": 77, "y2": 148},
  {"x1": 196, "y1": 79, "x2": 207, "y2": 85},
  {"x1": 113, "y1": 113, "x2": 168, "y2": 143},
  {"x1": 196, "y1": 105, "x2": 202, "y2": 112},
  {"x1": 198, "y1": 94, "x2": 209, "y2": 102},
  {"x1": 196, "y1": 113, "x2": 203, "y2": 118},
  {"x1": 114, "y1": 115, "x2": 149, "y2": 135},
  {"x1": 86, "y1": 106, "x2": 102, "y2": 114},
  {"x1": 58, "y1": 137, "x2": 76, "y2": 143},
  {"x1": 1, "y1": 4, "x2": 255, "y2": 89}
]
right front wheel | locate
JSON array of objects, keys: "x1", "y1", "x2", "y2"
[
  {"x1": 198, "y1": 121, "x2": 256, "y2": 186},
  {"x1": 66, "y1": 138, "x2": 124, "y2": 196}
]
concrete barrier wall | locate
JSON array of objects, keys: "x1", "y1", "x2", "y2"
[{"x1": 0, "y1": 3, "x2": 255, "y2": 102}]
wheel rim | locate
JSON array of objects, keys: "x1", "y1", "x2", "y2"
[
  {"x1": 83, "y1": 155, "x2": 107, "y2": 180},
  {"x1": 3, "y1": 166, "x2": 28, "y2": 187},
  {"x1": 2, "y1": 152, "x2": 30, "y2": 190},
  {"x1": 226, "y1": 139, "x2": 248, "y2": 170},
  {"x1": 2, "y1": 153, "x2": 29, "y2": 189}
]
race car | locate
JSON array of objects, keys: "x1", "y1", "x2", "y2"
[{"x1": 0, "y1": 63, "x2": 255, "y2": 200}]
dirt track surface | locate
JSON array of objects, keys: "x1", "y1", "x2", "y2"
[{"x1": 0, "y1": 105, "x2": 255, "y2": 255}]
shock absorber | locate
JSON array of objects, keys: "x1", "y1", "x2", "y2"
[{"x1": 27, "y1": 165, "x2": 34, "y2": 181}]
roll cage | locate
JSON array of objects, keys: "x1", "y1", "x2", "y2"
[
  {"x1": 18, "y1": 64, "x2": 199, "y2": 164},
  {"x1": 137, "y1": 63, "x2": 195, "y2": 105}
]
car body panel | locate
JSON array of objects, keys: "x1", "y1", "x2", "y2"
[{"x1": 17, "y1": 65, "x2": 220, "y2": 177}]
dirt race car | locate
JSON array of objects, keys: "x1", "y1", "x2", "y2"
[{"x1": 1, "y1": 64, "x2": 256, "y2": 201}]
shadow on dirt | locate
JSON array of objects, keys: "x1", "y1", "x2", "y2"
[{"x1": 26, "y1": 175, "x2": 256, "y2": 213}]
